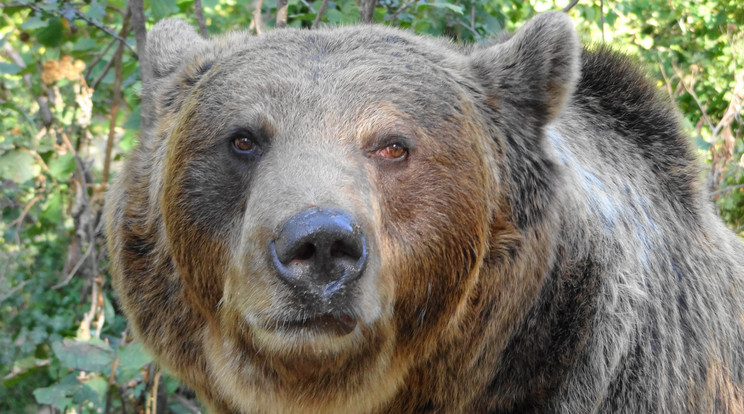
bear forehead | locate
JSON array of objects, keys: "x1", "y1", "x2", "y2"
[{"x1": 195, "y1": 27, "x2": 470, "y2": 113}]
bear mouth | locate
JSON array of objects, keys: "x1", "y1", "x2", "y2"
[{"x1": 269, "y1": 313, "x2": 358, "y2": 336}]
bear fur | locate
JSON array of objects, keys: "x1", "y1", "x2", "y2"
[{"x1": 105, "y1": 11, "x2": 744, "y2": 413}]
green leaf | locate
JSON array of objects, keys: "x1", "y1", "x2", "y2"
[
  {"x1": 85, "y1": 1, "x2": 106, "y2": 21},
  {"x1": 150, "y1": 0, "x2": 178, "y2": 21},
  {"x1": 36, "y1": 18, "x2": 64, "y2": 48},
  {"x1": 52, "y1": 339, "x2": 115, "y2": 372},
  {"x1": 73, "y1": 381, "x2": 103, "y2": 405},
  {"x1": 47, "y1": 152, "x2": 76, "y2": 181},
  {"x1": 123, "y1": 106, "x2": 141, "y2": 130},
  {"x1": 118, "y1": 342, "x2": 152, "y2": 381},
  {"x1": 21, "y1": 16, "x2": 48, "y2": 30},
  {"x1": 72, "y1": 37, "x2": 97, "y2": 51},
  {"x1": 120, "y1": 130, "x2": 139, "y2": 152},
  {"x1": 326, "y1": 9, "x2": 344, "y2": 25},
  {"x1": 0, "y1": 149, "x2": 36, "y2": 183},
  {"x1": 103, "y1": 294, "x2": 115, "y2": 329},
  {"x1": 0, "y1": 62, "x2": 23, "y2": 75},
  {"x1": 33, "y1": 381, "x2": 75, "y2": 411},
  {"x1": 695, "y1": 135, "x2": 712, "y2": 151},
  {"x1": 42, "y1": 187, "x2": 63, "y2": 222},
  {"x1": 481, "y1": 13, "x2": 502, "y2": 35},
  {"x1": 419, "y1": 2, "x2": 464, "y2": 15}
]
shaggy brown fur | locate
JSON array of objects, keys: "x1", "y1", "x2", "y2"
[{"x1": 105, "y1": 12, "x2": 744, "y2": 413}]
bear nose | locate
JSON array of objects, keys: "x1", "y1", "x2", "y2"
[{"x1": 270, "y1": 207, "x2": 367, "y2": 298}]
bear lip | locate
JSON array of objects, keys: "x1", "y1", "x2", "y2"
[{"x1": 277, "y1": 313, "x2": 358, "y2": 336}]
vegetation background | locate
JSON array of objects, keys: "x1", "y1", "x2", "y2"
[{"x1": 0, "y1": 0, "x2": 742, "y2": 412}]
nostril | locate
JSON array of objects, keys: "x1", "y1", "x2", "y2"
[
  {"x1": 294, "y1": 243, "x2": 316, "y2": 262},
  {"x1": 330, "y1": 240, "x2": 359, "y2": 259}
]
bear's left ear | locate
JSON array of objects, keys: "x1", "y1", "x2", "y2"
[
  {"x1": 469, "y1": 12, "x2": 580, "y2": 125},
  {"x1": 146, "y1": 19, "x2": 208, "y2": 86}
]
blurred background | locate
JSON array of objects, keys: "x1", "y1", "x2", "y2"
[{"x1": 0, "y1": 0, "x2": 742, "y2": 412}]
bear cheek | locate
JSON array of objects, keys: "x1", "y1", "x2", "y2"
[
  {"x1": 373, "y1": 159, "x2": 488, "y2": 334},
  {"x1": 162, "y1": 139, "x2": 252, "y2": 323}
]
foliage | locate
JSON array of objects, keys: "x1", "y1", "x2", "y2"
[{"x1": 0, "y1": 0, "x2": 741, "y2": 412}]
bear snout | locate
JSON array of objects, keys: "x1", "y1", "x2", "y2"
[{"x1": 270, "y1": 207, "x2": 368, "y2": 301}]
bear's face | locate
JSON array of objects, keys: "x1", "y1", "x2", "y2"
[
  {"x1": 159, "y1": 28, "x2": 495, "y2": 361},
  {"x1": 115, "y1": 13, "x2": 581, "y2": 411}
]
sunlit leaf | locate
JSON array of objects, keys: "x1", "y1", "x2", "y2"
[
  {"x1": 0, "y1": 149, "x2": 35, "y2": 183},
  {"x1": 47, "y1": 153, "x2": 76, "y2": 181},
  {"x1": 36, "y1": 18, "x2": 64, "y2": 47},
  {"x1": 52, "y1": 339, "x2": 115, "y2": 372},
  {"x1": 0, "y1": 62, "x2": 22, "y2": 75}
]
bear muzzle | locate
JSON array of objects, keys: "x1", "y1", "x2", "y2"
[{"x1": 268, "y1": 207, "x2": 368, "y2": 334}]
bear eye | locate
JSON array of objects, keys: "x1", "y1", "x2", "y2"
[
  {"x1": 377, "y1": 142, "x2": 408, "y2": 161},
  {"x1": 231, "y1": 135, "x2": 261, "y2": 157}
]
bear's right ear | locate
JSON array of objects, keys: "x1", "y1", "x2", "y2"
[
  {"x1": 469, "y1": 12, "x2": 580, "y2": 126},
  {"x1": 145, "y1": 19, "x2": 207, "y2": 86}
]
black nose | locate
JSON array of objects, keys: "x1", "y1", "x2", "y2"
[{"x1": 270, "y1": 207, "x2": 367, "y2": 298}]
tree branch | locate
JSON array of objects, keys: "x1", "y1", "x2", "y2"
[
  {"x1": 67, "y1": 6, "x2": 138, "y2": 58},
  {"x1": 710, "y1": 184, "x2": 744, "y2": 197},
  {"x1": 359, "y1": 0, "x2": 378, "y2": 23},
  {"x1": 102, "y1": 12, "x2": 130, "y2": 190},
  {"x1": 563, "y1": 0, "x2": 580, "y2": 12},
  {"x1": 311, "y1": 0, "x2": 330, "y2": 29},
  {"x1": 128, "y1": 0, "x2": 154, "y2": 135},
  {"x1": 84, "y1": 38, "x2": 117, "y2": 81},
  {"x1": 252, "y1": 0, "x2": 266, "y2": 34},
  {"x1": 672, "y1": 61, "x2": 715, "y2": 133},
  {"x1": 194, "y1": 0, "x2": 209, "y2": 38},
  {"x1": 276, "y1": 0, "x2": 289, "y2": 28}
]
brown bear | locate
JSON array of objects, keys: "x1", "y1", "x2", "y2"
[{"x1": 105, "y1": 11, "x2": 744, "y2": 413}]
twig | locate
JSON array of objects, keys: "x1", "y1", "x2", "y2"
[
  {"x1": 129, "y1": 0, "x2": 153, "y2": 134},
  {"x1": 52, "y1": 241, "x2": 94, "y2": 289},
  {"x1": 455, "y1": 20, "x2": 479, "y2": 38},
  {"x1": 194, "y1": 0, "x2": 209, "y2": 38},
  {"x1": 54, "y1": 133, "x2": 98, "y2": 290},
  {"x1": 88, "y1": 6, "x2": 131, "y2": 92},
  {"x1": 67, "y1": 6, "x2": 138, "y2": 58},
  {"x1": 657, "y1": 62, "x2": 677, "y2": 104},
  {"x1": 1, "y1": 356, "x2": 49, "y2": 380},
  {"x1": 20, "y1": 147, "x2": 50, "y2": 173},
  {"x1": 90, "y1": 52, "x2": 117, "y2": 91},
  {"x1": 102, "y1": 13, "x2": 130, "y2": 189},
  {"x1": 170, "y1": 393, "x2": 201, "y2": 414},
  {"x1": 104, "y1": 355, "x2": 120, "y2": 414},
  {"x1": 712, "y1": 70, "x2": 744, "y2": 138},
  {"x1": 672, "y1": 61, "x2": 715, "y2": 133},
  {"x1": 562, "y1": 0, "x2": 580, "y2": 12},
  {"x1": 9, "y1": 194, "x2": 43, "y2": 229},
  {"x1": 20, "y1": 2, "x2": 138, "y2": 58},
  {"x1": 252, "y1": 0, "x2": 266, "y2": 35},
  {"x1": 710, "y1": 184, "x2": 744, "y2": 197},
  {"x1": 276, "y1": 0, "x2": 289, "y2": 28},
  {"x1": 388, "y1": 3, "x2": 410, "y2": 22},
  {"x1": 84, "y1": 38, "x2": 117, "y2": 80},
  {"x1": 470, "y1": 4, "x2": 475, "y2": 34},
  {"x1": 311, "y1": 0, "x2": 329, "y2": 29},
  {"x1": 146, "y1": 369, "x2": 162, "y2": 414},
  {"x1": 0, "y1": 280, "x2": 30, "y2": 303}
]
